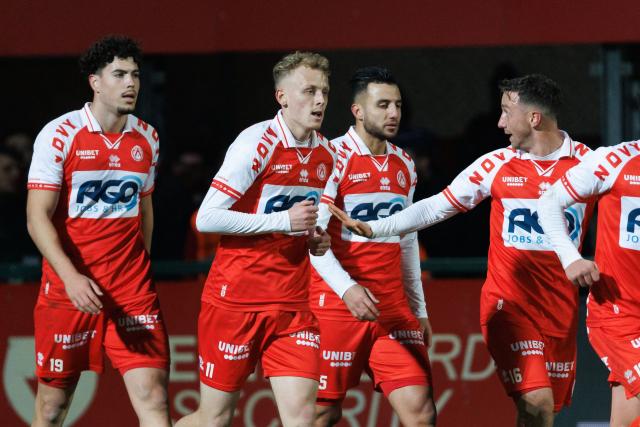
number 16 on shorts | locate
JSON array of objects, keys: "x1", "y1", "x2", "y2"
[{"x1": 502, "y1": 368, "x2": 522, "y2": 384}]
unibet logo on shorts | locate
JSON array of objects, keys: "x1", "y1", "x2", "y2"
[
  {"x1": 69, "y1": 170, "x2": 146, "y2": 219},
  {"x1": 620, "y1": 196, "x2": 640, "y2": 251},
  {"x1": 341, "y1": 193, "x2": 407, "y2": 244},
  {"x1": 501, "y1": 198, "x2": 586, "y2": 251}
]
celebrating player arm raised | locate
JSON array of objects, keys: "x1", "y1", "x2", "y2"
[
  {"x1": 176, "y1": 52, "x2": 335, "y2": 427},
  {"x1": 27, "y1": 36, "x2": 170, "y2": 427},
  {"x1": 309, "y1": 67, "x2": 435, "y2": 427},
  {"x1": 538, "y1": 141, "x2": 640, "y2": 426}
]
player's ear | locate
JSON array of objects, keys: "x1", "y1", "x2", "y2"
[
  {"x1": 530, "y1": 111, "x2": 542, "y2": 128},
  {"x1": 275, "y1": 88, "x2": 288, "y2": 109},
  {"x1": 89, "y1": 74, "x2": 100, "y2": 94},
  {"x1": 351, "y1": 103, "x2": 363, "y2": 121}
]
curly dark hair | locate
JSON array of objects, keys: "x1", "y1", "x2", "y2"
[
  {"x1": 79, "y1": 35, "x2": 142, "y2": 76},
  {"x1": 350, "y1": 66, "x2": 398, "y2": 101},
  {"x1": 499, "y1": 74, "x2": 562, "y2": 118}
]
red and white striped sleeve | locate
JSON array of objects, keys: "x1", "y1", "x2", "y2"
[{"x1": 27, "y1": 113, "x2": 77, "y2": 192}]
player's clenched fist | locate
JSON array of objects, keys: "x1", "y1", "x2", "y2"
[
  {"x1": 565, "y1": 259, "x2": 600, "y2": 288},
  {"x1": 308, "y1": 226, "x2": 331, "y2": 256},
  {"x1": 287, "y1": 200, "x2": 318, "y2": 231},
  {"x1": 327, "y1": 204, "x2": 373, "y2": 238}
]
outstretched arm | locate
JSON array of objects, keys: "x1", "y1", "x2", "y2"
[{"x1": 328, "y1": 192, "x2": 459, "y2": 238}]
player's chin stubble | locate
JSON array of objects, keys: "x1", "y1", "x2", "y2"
[{"x1": 117, "y1": 106, "x2": 136, "y2": 115}]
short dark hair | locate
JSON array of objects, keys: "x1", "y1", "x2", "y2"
[
  {"x1": 79, "y1": 35, "x2": 142, "y2": 77},
  {"x1": 350, "y1": 66, "x2": 398, "y2": 101},
  {"x1": 499, "y1": 74, "x2": 562, "y2": 118}
]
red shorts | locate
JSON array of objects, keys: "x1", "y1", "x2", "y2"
[
  {"x1": 34, "y1": 293, "x2": 169, "y2": 387},
  {"x1": 315, "y1": 316, "x2": 432, "y2": 402},
  {"x1": 482, "y1": 308, "x2": 576, "y2": 412},
  {"x1": 588, "y1": 325, "x2": 640, "y2": 398},
  {"x1": 198, "y1": 302, "x2": 321, "y2": 392}
]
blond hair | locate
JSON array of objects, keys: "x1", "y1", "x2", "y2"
[{"x1": 273, "y1": 51, "x2": 330, "y2": 87}]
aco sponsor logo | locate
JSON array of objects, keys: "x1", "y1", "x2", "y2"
[
  {"x1": 620, "y1": 197, "x2": 640, "y2": 250},
  {"x1": 263, "y1": 190, "x2": 320, "y2": 214}
]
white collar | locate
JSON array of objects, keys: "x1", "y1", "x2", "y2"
[
  {"x1": 344, "y1": 127, "x2": 391, "y2": 156},
  {"x1": 273, "y1": 110, "x2": 319, "y2": 149},
  {"x1": 81, "y1": 102, "x2": 134, "y2": 134}
]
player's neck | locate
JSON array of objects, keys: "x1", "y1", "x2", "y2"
[
  {"x1": 355, "y1": 127, "x2": 386, "y2": 155},
  {"x1": 528, "y1": 129, "x2": 564, "y2": 157},
  {"x1": 89, "y1": 102, "x2": 128, "y2": 134},
  {"x1": 282, "y1": 114, "x2": 312, "y2": 143}
]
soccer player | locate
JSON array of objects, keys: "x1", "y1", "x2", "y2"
[
  {"x1": 174, "y1": 52, "x2": 335, "y2": 427},
  {"x1": 328, "y1": 75, "x2": 595, "y2": 427},
  {"x1": 308, "y1": 66, "x2": 435, "y2": 427},
  {"x1": 538, "y1": 140, "x2": 640, "y2": 426},
  {"x1": 26, "y1": 36, "x2": 170, "y2": 427}
]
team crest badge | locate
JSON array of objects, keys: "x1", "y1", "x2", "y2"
[
  {"x1": 317, "y1": 163, "x2": 327, "y2": 181},
  {"x1": 131, "y1": 145, "x2": 143, "y2": 161},
  {"x1": 397, "y1": 171, "x2": 406, "y2": 188}
]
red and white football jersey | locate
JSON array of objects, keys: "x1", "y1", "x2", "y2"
[
  {"x1": 27, "y1": 104, "x2": 159, "y2": 305},
  {"x1": 445, "y1": 134, "x2": 594, "y2": 336},
  {"x1": 559, "y1": 141, "x2": 640, "y2": 327},
  {"x1": 201, "y1": 112, "x2": 337, "y2": 311},
  {"x1": 309, "y1": 128, "x2": 418, "y2": 320}
]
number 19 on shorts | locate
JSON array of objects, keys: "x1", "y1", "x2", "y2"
[{"x1": 49, "y1": 358, "x2": 64, "y2": 373}]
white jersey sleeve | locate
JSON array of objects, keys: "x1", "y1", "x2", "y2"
[
  {"x1": 369, "y1": 149, "x2": 513, "y2": 237},
  {"x1": 310, "y1": 147, "x2": 359, "y2": 298},
  {"x1": 397, "y1": 153, "x2": 427, "y2": 318},
  {"x1": 27, "y1": 113, "x2": 80, "y2": 191},
  {"x1": 196, "y1": 122, "x2": 291, "y2": 234},
  {"x1": 538, "y1": 142, "x2": 639, "y2": 267}
]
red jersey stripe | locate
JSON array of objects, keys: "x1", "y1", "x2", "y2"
[
  {"x1": 443, "y1": 187, "x2": 468, "y2": 212},
  {"x1": 211, "y1": 179, "x2": 243, "y2": 199},
  {"x1": 27, "y1": 182, "x2": 61, "y2": 191},
  {"x1": 561, "y1": 176, "x2": 586, "y2": 203}
]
